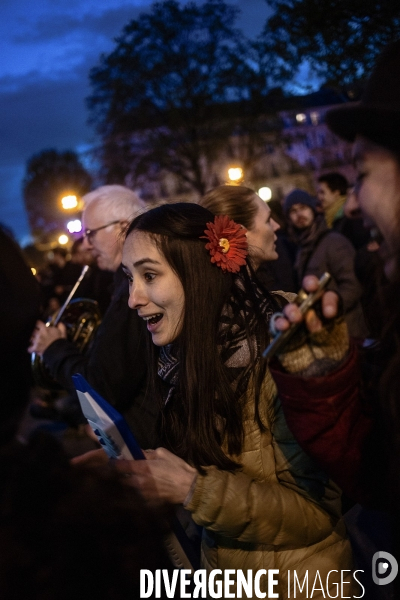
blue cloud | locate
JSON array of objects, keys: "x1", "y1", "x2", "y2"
[
  {"x1": 0, "y1": 0, "x2": 274, "y2": 241},
  {"x1": 11, "y1": 5, "x2": 144, "y2": 44}
]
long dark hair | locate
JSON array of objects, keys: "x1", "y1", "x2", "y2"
[{"x1": 125, "y1": 203, "x2": 279, "y2": 470}]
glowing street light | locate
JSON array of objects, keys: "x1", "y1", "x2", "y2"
[
  {"x1": 258, "y1": 187, "x2": 272, "y2": 202},
  {"x1": 61, "y1": 194, "x2": 79, "y2": 210},
  {"x1": 58, "y1": 234, "x2": 69, "y2": 245},
  {"x1": 67, "y1": 219, "x2": 82, "y2": 233},
  {"x1": 227, "y1": 167, "x2": 244, "y2": 183},
  {"x1": 296, "y1": 113, "x2": 307, "y2": 124}
]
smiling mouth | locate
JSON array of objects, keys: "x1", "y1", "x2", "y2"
[{"x1": 142, "y1": 313, "x2": 163, "y2": 325}]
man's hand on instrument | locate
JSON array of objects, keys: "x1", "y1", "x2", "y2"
[
  {"x1": 28, "y1": 320, "x2": 67, "y2": 355},
  {"x1": 274, "y1": 275, "x2": 339, "y2": 334}
]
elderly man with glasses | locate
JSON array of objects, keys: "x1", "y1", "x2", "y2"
[{"x1": 28, "y1": 185, "x2": 159, "y2": 448}]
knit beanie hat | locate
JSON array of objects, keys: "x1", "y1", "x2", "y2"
[{"x1": 283, "y1": 189, "x2": 317, "y2": 215}]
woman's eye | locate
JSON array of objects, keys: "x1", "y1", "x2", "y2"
[
  {"x1": 124, "y1": 272, "x2": 133, "y2": 283},
  {"x1": 144, "y1": 272, "x2": 155, "y2": 282}
]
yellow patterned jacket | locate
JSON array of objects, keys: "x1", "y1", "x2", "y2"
[{"x1": 185, "y1": 324, "x2": 357, "y2": 599}]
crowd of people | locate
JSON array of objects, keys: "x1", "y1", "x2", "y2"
[{"x1": 1, "y1": 38, "x2": 400, "y2": 599}]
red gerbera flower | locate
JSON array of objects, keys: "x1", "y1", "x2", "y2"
[{"x1": 202, "y1": 215, "x2": 248, "y2": 273}]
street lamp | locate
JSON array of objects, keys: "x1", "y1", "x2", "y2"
[
  {"x1": 67, "y1": 219, "x2": 82, "y2": 233},
  {"x1": 227, "y1": 167, "x2": 244, "y2": 183},
  {"x1": 258, "y1": 187, "x2": 272, "y2": 202},
  {"x1": 61, "y1": 194, "x2": 79, "y2": 210},
  {"x1": 58, "y1": 234, "x2": 69, "y2": 245}
]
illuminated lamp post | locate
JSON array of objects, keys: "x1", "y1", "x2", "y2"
[
  {"x1": 58, "y1": 234, "x2": 69, "y2": 246},
  {"x1": 258, "y1": 187, "x2": 272, "y2": 202},
  {"x1": 60, "y1": 193, "x2": 82, "y2": 243},
  {"x1": 227, "y1": 167, "x2": 244, "y2": 185},
  {"x1": 67, "y1": 219, "x2": 82, "y2": 234},
  {"x1": 60, "y1": 194, "x2": 79, "y2": 210}
]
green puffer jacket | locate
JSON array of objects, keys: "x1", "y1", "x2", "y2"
[{"x1": 185, "y1": 367, "x2": 357, "y2": 599}]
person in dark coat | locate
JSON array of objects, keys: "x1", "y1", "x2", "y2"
[
  {"x1": 268, "y1": 39, "x2": 400, "y2": 596},
  {"x1": 0, "y1": 226, "x2": 41, "y2": 440},
  {"x1": 283, "y1": 189, "x2": 367, "y2": 339},
  {"x1": 28, "y1": 185, "x2": 159, "y2": 448},
  {"x1": 66, "y1": 236, "x2": 114, "y2": 315}
]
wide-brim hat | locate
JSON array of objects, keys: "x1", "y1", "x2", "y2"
[{"x1": 326, "y1": 39, "x2": 400, "y2": 153}]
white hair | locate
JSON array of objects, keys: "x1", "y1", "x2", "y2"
[{"x1": 82, "y1": 185, "x2": 145, "y2": 221}]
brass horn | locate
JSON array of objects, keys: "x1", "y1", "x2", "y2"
[{"x1": 31, "y1": 265, "x2": 102, "y2": 390}]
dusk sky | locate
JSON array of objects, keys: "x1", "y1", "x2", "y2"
[{"x1": 1, "y1": 0, "x2": 280, "y2": 243}]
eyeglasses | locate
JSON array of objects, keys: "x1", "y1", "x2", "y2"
[{"x1": 83, "y1": 220, "x2": 120, "y2": 243}]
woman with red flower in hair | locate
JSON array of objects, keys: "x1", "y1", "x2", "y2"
[
  {"x1": 199, "y1": 184, "x2": 280, "y2": 271},
  {"x1": 119, "y1": 202, "x2": 356, "y2": 598}
]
